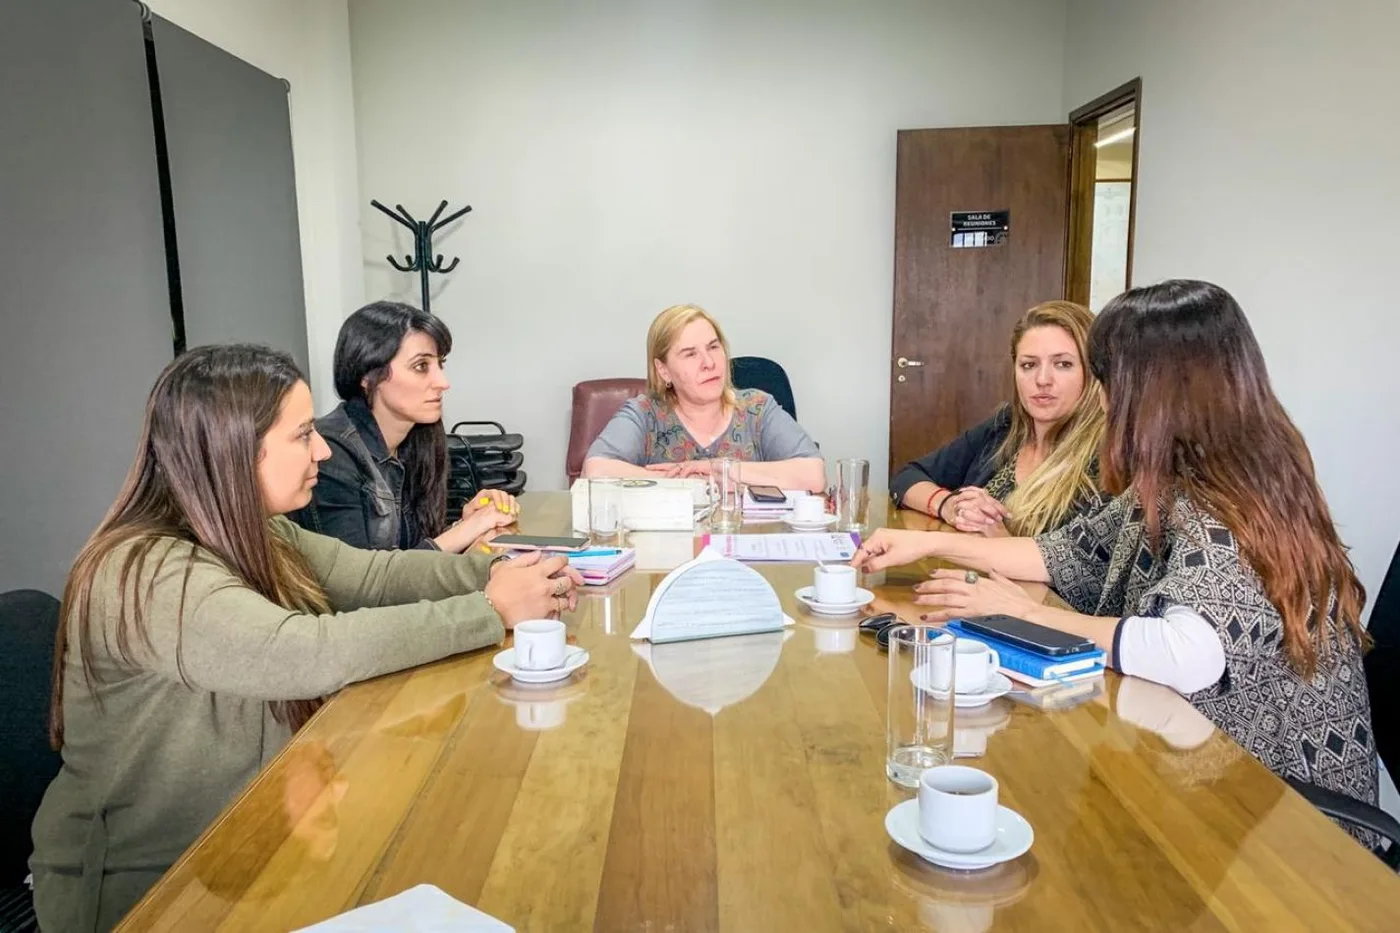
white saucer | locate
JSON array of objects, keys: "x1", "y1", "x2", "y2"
[
  {"x1": 794, "y1": 586, "x2": 875, "y2": 617},
  {"x1": 493, "y1": 645, "x2": 589, "y2": 684},
  {"x1": 910, "y1": 668, "x2": 1015, "y2": 708},
  {"x1": 885, "y1": 799, "x2": 1033, "y2": 870},
  {"x1": 783, "y1": 513, "x2": 838, "y2": 531}
]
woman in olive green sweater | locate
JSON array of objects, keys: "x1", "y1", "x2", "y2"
[{"x1": 29, "y1": 345, "x2": 581, "y2": 932}]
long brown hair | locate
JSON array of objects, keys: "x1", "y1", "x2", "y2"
[
  {"x1": 1088, "y1": 280, "x2": 1366, "y2": 674},
  {"x1": 995, "y1": 301, "x2": 1106, "y2": 536},
  {"x1": 51, "y1": 345, "x2": 331, "y2": 748},
  {"x1": 333, "y1": 301, "x2": 452, "y2": 537}
]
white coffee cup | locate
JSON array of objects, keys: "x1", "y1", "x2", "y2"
[
  {"x1": 513, "y1": 619, "x2": 567, "y2": 671},
  {"x1": 931, "y1": 638, "x2": 1001, "y2": 694},
  {"x1": 813, "y1": 563, "x2": 858, "y2": 605},
  {"x1": 792, "y1": 494, "x2": 826, "y2": 523},
  {"x1": 918, "y1": 765, "x2": 999, "y2": 853}
]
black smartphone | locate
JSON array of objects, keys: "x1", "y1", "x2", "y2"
[
  {"x1": 959, "y1": 614, "x2": 1096, "y2": 657},
  {"x1": 486, "y1": 534, "x2": 590, "y2": 553},
  {"x1": 747, "y1": 484, "x2": 787, "y2": 503}
]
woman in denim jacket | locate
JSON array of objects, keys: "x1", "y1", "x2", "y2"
[{"x1": 290, "y1": 302, "x2": 516, "y2": 551}]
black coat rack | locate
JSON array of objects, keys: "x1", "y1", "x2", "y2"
[{"x1": 370, "y1": 199, "x2": 472, "y2": 315}]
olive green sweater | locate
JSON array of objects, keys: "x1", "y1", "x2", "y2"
[{"x1": 29, "y1": 518, "x2": 504, "y2": 932}]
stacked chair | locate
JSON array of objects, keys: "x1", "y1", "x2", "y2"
[{"x1": 446, "y1": 420, "x2": 526, "y2": 521}]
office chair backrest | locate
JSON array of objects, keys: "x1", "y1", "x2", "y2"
[
  {"x1": 730, "y1": 356, "x2": 797, "y2": 421},
  {"x1": 0, "y1": 589, "x2": 62, "y2": 883},
  {"x1": 566, "y1": 378, "x2": 646, "y2": 482}
]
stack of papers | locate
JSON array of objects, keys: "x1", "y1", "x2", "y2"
[
  {"x1": 741, "y1": 488, "x2": 805, "y2": 519},
  {"x1": 567, "y1": 547, "x2": 637, "y2": 585},
  {"x1": 704, "y1": 532, "x2": 860, "y2": 563}
]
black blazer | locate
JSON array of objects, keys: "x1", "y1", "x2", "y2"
[{"x1": 889, "y1": 408, "x2": 1011, "y2": 506}]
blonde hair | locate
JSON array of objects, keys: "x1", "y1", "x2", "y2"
[
  {"x1": 645, "y1": 303, "x2": 737, "y2": 408},
  {"x1": 996, "y1": 301, "x2": 1106, "y2": 537}
]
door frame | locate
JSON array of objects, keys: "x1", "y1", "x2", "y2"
[{"x1": 1065, "y1": 78, "x2": 1142, "y2": 308}]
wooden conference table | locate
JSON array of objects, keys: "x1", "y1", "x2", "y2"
[{"x1": 120, "y1": 493, "x2": 1400, "y2": 931}]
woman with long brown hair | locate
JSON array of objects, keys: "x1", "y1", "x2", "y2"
[
  {"x1": 29, "y1": 345, "x2": 580, "y2": 932},
  {"x1": 856, "y1": 280, "x2": 1376, "y2": 814},
  {"x1": 890, "y1": 301, "x2": 1106, "y2": 537}
]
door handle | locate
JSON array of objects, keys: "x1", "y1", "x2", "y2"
[{"x1": 896, "y1": 357, "x2": 924, "y2": 368}]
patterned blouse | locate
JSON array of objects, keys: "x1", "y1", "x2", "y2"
[
  {"x1": 1035, "y1": 492, "x2": 1377, "y2": 814},
  {"x1": 586, "y1": 388, "x2": 821, "y2": 466}
]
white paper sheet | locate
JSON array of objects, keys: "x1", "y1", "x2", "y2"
[
  {"x1": 704, "y1": 532, "x2": 859, "y2": 563},
  {"x1": 294, "y1": 885, "x2": 513, "y2": 932},
  {"x1": 630, "y1": 548, "x2": 789, "y2": 643}
]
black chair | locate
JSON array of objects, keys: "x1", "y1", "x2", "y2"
[
  {"x1": 0, "y1": 589, "x2": 62, "y2": 932},
  {"x1": 730, "y1": 356, "x2": 797, "y2": 421},
  {"x1": 1364, "y1": 539, "x2": 1400, "y2": 780},
  {"x1": 1285, "y1": 777, "x2": 1400, "y2": 871}
]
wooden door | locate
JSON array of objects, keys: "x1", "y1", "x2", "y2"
[{"x1": 889, "y1": 126, "x2": 1070, "y2": 478}]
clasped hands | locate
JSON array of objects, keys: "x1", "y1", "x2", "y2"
[
  {"x1": 938, "y1": 487, "x2": 1011, "y2": 536},
  {"x1": 644, "y1": 460, "x2": 715, "y2": 479}
]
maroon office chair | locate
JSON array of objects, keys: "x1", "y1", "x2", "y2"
[{"x1": 566, "y1": 378, "x2": 646, "y2": 483}]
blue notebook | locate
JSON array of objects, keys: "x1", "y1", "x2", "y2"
[{"x1": 945, "y1": 619, "x2": 1105, "y2": 683}]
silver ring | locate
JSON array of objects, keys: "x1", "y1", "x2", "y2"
[{"x1": 964, "y1": 570, "x2": 979, "y2": 585}]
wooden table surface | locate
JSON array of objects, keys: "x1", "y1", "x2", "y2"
[{"x1": 120, "y1": 492, "x2": 1400, "y2": 932}]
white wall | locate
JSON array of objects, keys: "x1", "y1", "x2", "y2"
[
  {"x1": 1062, "y1": 0, "x2": 1400, "y2": 616},
  {"x1": 349, "y1": 0, "x2": 1070, "y2": 489},
  {"x1": 146, "y1": 0, "x2": 363, "y2": 411},
  {"x1": 1063, "y1": 0, "x2": 1400, "y2": 815}
]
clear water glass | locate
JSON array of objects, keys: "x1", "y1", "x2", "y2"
[
  {"x1": 588, "y1": 477, "x2": 623, "y2": 544},
  {"x1": 836, "y1": 457, "x2": 870, "y2": 532},
  {"x1": 886, "y1": 624, "x2": 956, "y2": 787},
  {"x1": 710, "y1": 458, "x2": 742, "y2": 532}
]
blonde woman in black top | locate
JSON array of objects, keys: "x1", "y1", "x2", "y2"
[{"x1": 891, "y1": 301, "x2": 1105, "y2": 537}]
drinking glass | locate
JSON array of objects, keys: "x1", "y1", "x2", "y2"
[
  {"x1": 588, "y1": 477, "x2": 622, "y2": 544},
  {"x1": 709, "y1": 458, "x2": 742, "y2": 532},
  {"x1": 886, "y1": 624, "x2": 956, "y2": 787},
  {"x1": 836, "y1": 457, "x2": 870, "y2": 532}
]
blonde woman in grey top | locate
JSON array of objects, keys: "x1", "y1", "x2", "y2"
[{"x1": 30, "y1": 346, "x2": 582, "y2": 932}]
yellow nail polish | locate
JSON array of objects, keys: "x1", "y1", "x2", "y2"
[{"x1": 478, "y1": 496, "x2": 489, "y2": 506}]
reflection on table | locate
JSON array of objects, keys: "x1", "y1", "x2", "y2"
[{"x1": 117, "y1": 492, "x2": 1400, "y2": 933}]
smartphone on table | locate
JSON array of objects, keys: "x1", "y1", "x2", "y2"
[
  {"x1": 486, "y1": 534, "x2": 590, "y2": 553},
  {"x1": 959, "y1": 614, "x2": 1096, "y2": 657},
  {"x1": 746, "y1": 484, "x2": 787, "y2": 503}
]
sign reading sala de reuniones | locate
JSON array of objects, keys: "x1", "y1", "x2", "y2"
[{"x1": 950, "y1": 210, "x2": 1009, "y2": 248}]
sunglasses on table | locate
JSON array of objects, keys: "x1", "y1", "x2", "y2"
[
  {"x1": 858, "y1": 612, "x2": 955, "y2": 649},
  {"x1": 858, "y1": 612, "x2": 903, "y2": 649}
]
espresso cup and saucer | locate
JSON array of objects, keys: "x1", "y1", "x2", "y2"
[
  {"x1": 885, "y1": 765, "x2": 1034, "y2": 871},
  {"x1": 493, "y1": 619, "x2": 590, "y2": 684},
  {"x1": 795, "y1": 564, "x2": 874, "y2": 617},
  {"x1": 784, "y1": 493, "x2": 837, "y2": 531},
  {"x1": 910, "y1": 635, "x2": 1014, "y2": 707}
]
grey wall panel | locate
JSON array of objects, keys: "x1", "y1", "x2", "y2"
[
  {"x1": 0, "y1": 0, "x2": 174, "y2": 594},
  {"x1": 150, "y1": 16, "x2": 309, "y2": 372}
]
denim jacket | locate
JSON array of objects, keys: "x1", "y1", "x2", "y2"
[{"x1": 288, "y1": 399, "x2": 438, "y2": 551}]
